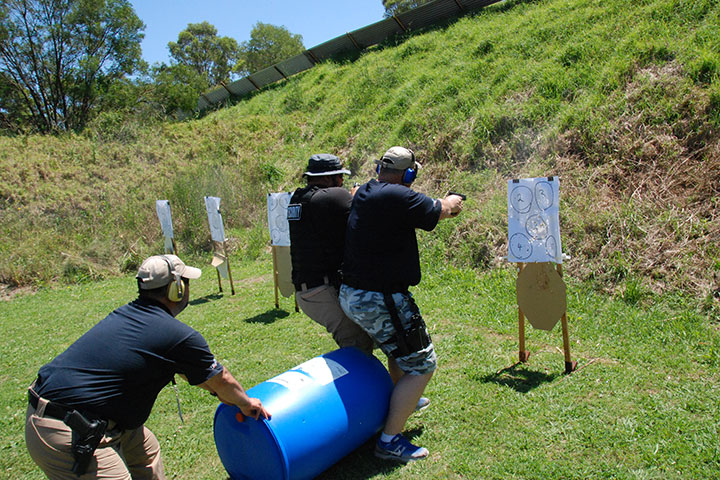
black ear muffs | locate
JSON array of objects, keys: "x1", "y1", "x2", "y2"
[{"x1": 162, "y1": 256, "x2": 184, "y2": 302}]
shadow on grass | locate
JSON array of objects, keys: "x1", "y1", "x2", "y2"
[
  {"x1": 315, "y1": 427, "x2": 425, "y2": 479},
  {"x1": 189, "y1": 293, "x2": 223, "y2": 305},
  {"x1": 479, "y1": 363, "x2": 558, "y2": 393},
  {"x1": 244, "y1": 308, "x2": 290, "y2": 324}
]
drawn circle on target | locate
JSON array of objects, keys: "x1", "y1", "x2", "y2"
[
  {"x1": 534, "y1": 181, "x2": 554, "y2": 210},
  {"x1": 510, "y1": 233, "x2": 532, "y2": 260},
  {"x1": 525, "y1": 214, "x2": 549, "y2": 239},
  {"x1": 510, "y1": 186, "x2": 533, "y2": 214},
  {"x1": 545, "y1": 235, "x2": 558, "y2": 259}
]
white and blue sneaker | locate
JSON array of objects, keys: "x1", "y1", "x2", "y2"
[
  {"x1": 414, "y1": 396, "x2": 430, "y2": 413},
  {"x1": 375, "y1": 434, "x2": 429, "y2": 463}
]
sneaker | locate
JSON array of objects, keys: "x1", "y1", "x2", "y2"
[
  {"x1": 414, "y1": 396, "x2": 430, "y2": 413},
  {"x1": 375, "y1": 434, "x2": 429, "y2": 463}
]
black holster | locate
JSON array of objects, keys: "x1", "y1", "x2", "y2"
[
  {"x1": 63, "y1": 410, "x2": 107, "y2": 476},
  {"x1": 382, "y1": 292, "x2": 431, "y2": 358}
]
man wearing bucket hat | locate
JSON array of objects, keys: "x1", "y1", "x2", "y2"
[
  {"x1": 25, "y1": 254, "x2": 269, "y2": 479},
  {"x1": 339, "y1": 146, "x2": 463, "y2": 463},
  {"x1": 288, "y1": 154, "x2": 375, "y2": 354}
]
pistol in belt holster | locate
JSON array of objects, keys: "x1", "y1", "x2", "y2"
[
  {"x1": 382, "y1": 292, "x2": 431, "y2": 357},
  {"x1": 63, "y1": 410, "x2": 108, "y2": 476}
]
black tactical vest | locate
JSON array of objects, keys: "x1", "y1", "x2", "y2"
[{"x1": 288, "y1": 186, "x2": 344, "y2": 287}]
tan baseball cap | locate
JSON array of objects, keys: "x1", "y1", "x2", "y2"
[
  {"x1": 375, "y1": 146, "x2": 422, "y2": 171},
  {"x1": 136, "y1": 255, "x2": 202, "y2": 290}
]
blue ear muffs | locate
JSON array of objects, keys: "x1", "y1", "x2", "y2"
[
  {"x1": 376, "y1": 164, "x2": 417, "y2": 184},
  {"x1": 402, "y1": 168, "x2": 417, "y2": 184}
]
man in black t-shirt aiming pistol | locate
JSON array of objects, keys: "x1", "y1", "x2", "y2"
[
  {"x1": 25, "y1": 255, "x2": 270, "y2": 479},
  {"x1": 339, "y1": 146, "x2": 463, "y2": 463}
]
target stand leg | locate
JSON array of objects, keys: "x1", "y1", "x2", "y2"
[
  {"x1": 561, "y1": 312, "x2": 576, "y2": 374},
  {"x1": 518, "y1": 308, "x2": 530, "y2": 363},
  {"x1": 565, "y1": 361, "x2": 578, "y2": 374},
  {"x1": 272, "y1": 246, "x2": 280, "y2": 308}
]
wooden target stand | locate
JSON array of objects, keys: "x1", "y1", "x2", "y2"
[
  {"x1": 165, "y1": 238, "x2": 178, "y2": 255},
  {"x1": 516, "y1": 261, "x2": 577, "y2": 374},
  {"x1": 212, "y1": 240, "x2": 235, "y2": 295},
  {"x1": 271, "y1": 245, "x2": 298, "y2": 312}
]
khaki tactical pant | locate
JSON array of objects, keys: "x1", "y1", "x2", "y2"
[
  {"x1": 296, "y1": 283, "x2": 375, "y2": 355},
  {"x1": 25, "y1": 396, "x2": 165, "y2": 480}
]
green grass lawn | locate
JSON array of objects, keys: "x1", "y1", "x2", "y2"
[{"x1": 1, "y1": 251, "x2": 718, "y2": 479}]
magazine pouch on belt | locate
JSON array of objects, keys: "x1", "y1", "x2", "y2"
[{"x1": 382, "y1": 292, "x2": 431, "y2": 357}]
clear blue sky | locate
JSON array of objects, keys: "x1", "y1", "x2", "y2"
[{"x1": 128, "y1": 1, "x2": 388, "y2": 66}]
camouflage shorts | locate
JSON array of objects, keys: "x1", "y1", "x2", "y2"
[{"x1": 339, "y1": 284, "x2": 437, "y2": 375}]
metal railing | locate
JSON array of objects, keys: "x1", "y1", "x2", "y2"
[{"x1": 197, "y1": 0, "x2": 503, "y2": 112}]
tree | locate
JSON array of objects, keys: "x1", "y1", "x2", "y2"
[
  {"x1": 168, "y1": 22, "x2": 241, "y2": 87},
  {"x1": 0, "y1": 72, "x2": 31, "y2": 132},
  {"x1": 0, "y1": 0, "x2": 145, "y2": 133},
  {"x1": 240, "y1": 22, "x2": 304, "y2": 75},
  {"x1": 150, "y1": 63, "x2": 209, "y2": 115},
  {"x1": 382, "y1": 0, "x2": 432, "y2": 17}
]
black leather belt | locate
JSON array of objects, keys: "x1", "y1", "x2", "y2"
[
  {"x1": 29, "y1": 388, "x2": 114, "y2": 433},
  {"x1": 294, "y1": 275, "x2": 331, "y2": 292},
  {"x1": 28, "y1": 389, "x2": 73, "y2": 421},
  {"x1": 342, "y1": 276, "x2": 409, "y2": 294}
]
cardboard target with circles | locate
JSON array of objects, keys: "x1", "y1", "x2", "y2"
[
  {"x1": 507, "y1": 177, "x2": 562, "y2": 264},
  {"x1": 267, "y1": 192, "x2": 292, "y2": 247},
  {"x1": 506, "y1": 176, "x2": 576, "y2": 373},
  {"x1": 267, "y1": 192, "x2": 298, "y2": 311}
]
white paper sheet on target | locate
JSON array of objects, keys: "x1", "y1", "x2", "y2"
[{"x1": 507, "y1": 177, "x2": 562, "y2": 263}]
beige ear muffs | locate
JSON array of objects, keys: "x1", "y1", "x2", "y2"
[{"x1": 162, "y1": 256, "x2": 184, "y2": 302}]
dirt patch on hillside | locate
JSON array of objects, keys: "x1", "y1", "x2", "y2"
[
  {"x1": 0, "y1": 283, "x2": 35, "y2": 301},
  {"x1": 551, "y1": 62, "x2": 720, "y2": 296}
]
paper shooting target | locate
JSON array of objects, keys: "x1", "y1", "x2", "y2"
[
  {"x1": 507, "y1": 177, "x2": 562, "y2": 263},
  {"x1": 267, "y1": 192, "x2": 292, "y2": 247}
]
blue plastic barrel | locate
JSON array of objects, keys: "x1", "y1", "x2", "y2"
[{"x1": 213, "y1": 347, "x2": 394, "y2": 480}]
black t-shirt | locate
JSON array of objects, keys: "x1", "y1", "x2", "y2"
[
  {"x1": 288, "y1": 185, "x2": 352, "y2": 285},
  {"x1": 34, "y1": 298, "x2": 223, "y2": 430},
  {"x1": 342, "y1": 179, "x2": 442, "y2": 291}
]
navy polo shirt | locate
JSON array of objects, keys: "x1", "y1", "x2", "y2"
[
  {"x1": 342, "y1": 179, "x2": 442, "y2": 291},
  {"x1": 35, "y1": 298, "x2": 223, "y2": 430}
]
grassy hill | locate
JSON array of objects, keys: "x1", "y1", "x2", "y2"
[
  {"x1": 0, "y1": 0, "x2": 718, "y2": 309},
  {"x1": 2, "y1": 1, "x2": 720, "y2": 478}
]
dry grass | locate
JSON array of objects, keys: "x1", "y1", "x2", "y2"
[{"x1": 550, "y1": 62, "x2": 720, "y2": 295}]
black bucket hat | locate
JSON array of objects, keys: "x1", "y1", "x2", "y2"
[{"x1": 303, "y1": 154, "x2": 351, "y2": 176}]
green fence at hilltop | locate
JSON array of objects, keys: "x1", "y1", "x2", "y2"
[{"x1": 197, "y1": 0, "x2": 504, "y2": 112}]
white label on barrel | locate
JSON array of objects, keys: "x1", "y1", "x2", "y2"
[
  {"x1": 297, "y1": 357, "x2": 349, "y2": 386},
  {"x1": 266, "y1": 371, "x2": 314, "y2": 390},
  {"x1": 267, "y1": 357, "x2": 350, "y2": 390}
]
